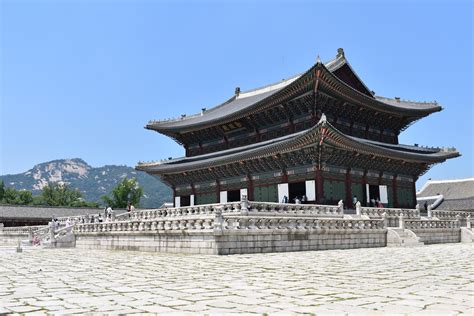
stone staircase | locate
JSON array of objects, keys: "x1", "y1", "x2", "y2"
[{"x1": 387, "y1": 228, "x2": 424, "y2": 247}]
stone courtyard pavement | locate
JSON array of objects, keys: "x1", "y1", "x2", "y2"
[{"x1": 0, "y1": 244, "x2": 472, "y2": 315}]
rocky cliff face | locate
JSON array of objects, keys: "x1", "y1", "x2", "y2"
[{"x1": 1, "y1": 158, "x2": 172, "y2": 208}]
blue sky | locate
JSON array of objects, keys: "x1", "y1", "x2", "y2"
[{"x1": 1, "y1": 0, "x2": 472, "y2": 189}]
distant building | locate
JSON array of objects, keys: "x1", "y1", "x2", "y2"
[
  {"x1": 417, "y1": 178, "x2": 474, "y2": 211},
  {"x1": 0, "y1": 205, "x2": 101, "y2": 227},
  {"x1": 137, "y1": 48, "x2": 459, "y2": 208}
]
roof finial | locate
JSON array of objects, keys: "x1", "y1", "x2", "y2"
[
  {"x1": 316, "y1": 54, "x2": 321, "y2": 64},
  {"x1": 235, "y1": 87, "x2": 240, "y2": 96},
  {"x1": 318, "y1": 113, "x2": 327, "y2": 124},
  {"x1": 337, "y1": 48, "x2": 344, "y2": 58}
]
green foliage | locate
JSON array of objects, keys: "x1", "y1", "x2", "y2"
[
  {"x1": 102, "y1": 178, "x2": 143, "y2": 208},
  {"x1": 0, "y1": 180, "x2": 4, "y2": 200},
  {"x1": 18, "y1": 190, "x2": 33, "y2": 205},
  {"x1": 40, "y1": 182, "x2": 85, "y2": 207},
  {"x1": 1, "y1": 187, "x2": 33, "y2": 205}
]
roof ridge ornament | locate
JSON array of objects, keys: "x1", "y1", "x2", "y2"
[
  {"x1": 316, "y1": 55, "x2": 321, "y2": 64},
  {"x1": 318, "y1": 113, "x2": 327, "y2": 124},
  {"x1": 337, "y1": 48, "x2": 345, "y2": 58}
]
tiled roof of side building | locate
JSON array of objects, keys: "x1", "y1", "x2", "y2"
[
  {"x1": 436, "y1": 198, "x2": 474, "y2": 211},
  {"x1": 417, "y1": 178, "x2": 474, "y2": 200},
  {"x1": 0, "y1": 205, "x2": 126, "y2": 220}
]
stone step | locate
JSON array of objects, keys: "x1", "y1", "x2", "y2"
[{"x1": 387, "y1": 228, "x2": 424, "y2": 247}]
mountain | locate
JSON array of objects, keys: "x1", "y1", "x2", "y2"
[{"x1": 0, "y1": 158, "x2": 172, "y2": 208}]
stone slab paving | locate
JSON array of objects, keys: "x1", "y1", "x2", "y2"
[{"x1": 0, "y1": 244, "x2": 472, "y2": 315}]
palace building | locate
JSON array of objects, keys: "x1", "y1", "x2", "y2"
[{"x1": 137, "y1": 49, "x2": 459, "y2": 208}]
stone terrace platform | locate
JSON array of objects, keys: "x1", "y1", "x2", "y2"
[{"x1": 0, "y1": 243, "x2": 472, "y2": 314}]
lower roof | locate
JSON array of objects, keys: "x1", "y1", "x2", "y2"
[{"x1": 137, "y1": 115, "x2": 459, "y2": 175}]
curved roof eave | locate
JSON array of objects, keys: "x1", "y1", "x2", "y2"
[
  {"x1": 317, "y1": 63, "x2": 442, "y2": 116},
  {"x1": 147, "y1": 52, "x2": 443, "y2": 134},
  {"x1": 137, "y1": 116, "x2": 459, "y2": 175}
]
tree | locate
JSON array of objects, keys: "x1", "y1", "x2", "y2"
[
  {"x1": 102, "y1": 178, "x2": 143, "y2": 208},
  {"x1": 0, "y1": 180, "x2": 5, "y2": 201},
  {"x1": 18, "y1": 190, "x2": 33, "y2": 205},
  {"x1": 3, "y1": 187, "x2": 19, "y2": 204},
  {"x1": 41, "y1": 182, "x2": 84, "y2": 206}
]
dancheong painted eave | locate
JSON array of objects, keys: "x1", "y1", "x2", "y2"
[
  {"x1": 146, "y1": 48, "x2": 442, "y2": 135},
  {"x1": 136, "y1": 115, "x2": 459, "y2": 176}
]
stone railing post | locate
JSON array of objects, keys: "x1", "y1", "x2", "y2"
[
  {"x1": 49, "y1": 222, "x2": 56, "y2": 243},
  {"x1": 427, "y1": 205, "x2": 432, "y2": 218},
  {"x1": 28, "y1": 228, "x2": 33, "y2": 245},
  {"x1": 356, "y1": 201, "x2": 361, "y2": 216},
  {"x1": 466, "y1": 214, "x2": 471, "y2": 229},
  {"x1": 241, "y1": 195, "x2": 249, "y2": 215},
  {"x1": 399, "y1": 213, "x2": 405, "y2": 229},
  {"x1": 213, "y1": 208, "x2": 224, "y2": 232},
  {"x1": 381, "y1": 212, "x2": 388, "y2": 228},
  {"x1": 0, "y1": 223, "x2": 4, "y2": 231},
  {"x1": 338, "y1": 200, "x2": 344, "y2": 215},
  {"x1": 455, "y1": 214, "x2": 461, "y2": 227}
]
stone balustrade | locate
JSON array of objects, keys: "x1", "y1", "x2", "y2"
[
  {"x1": 74, "y1": 212, "x2": 384, "y2": 234},
  {"x1": 361, "y1": 207, "x2": 420, "y2": 219},
  {"x1": 75, "y1": 215, "x2": 217, "y2": 233},
  {"x1": 0, "y1": 225, "x2": 44, "y2": 234},
  {"x1": 431, "y1": 210, "x2": 471, "y2": 220},
  {"x1": 404, "y1": 219, "x2": 460, "y2": 230},
  {"x1": 221, "y1": 216, "x2": 384, "y2": 230},
  {"x1": 246, "y1": 202, "x2": 342, "y2": 217},
  {"x1": 111, "y1": 201, "x2": 342, "y2": 223}
]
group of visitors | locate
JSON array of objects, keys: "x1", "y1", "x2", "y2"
[
  {"x1": 352, "y1": 195, "x2": 384, "y2": 208},
  {"x1": 281, "y1": 195, "x2": 308, "y2": 204}
]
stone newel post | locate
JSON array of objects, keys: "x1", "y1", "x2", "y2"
[
  {"x1": 338, "y1": 200, "x2": 344, "y2": 215},
  {"x1": 49, "y1": 222, "x2": 56, "y2": 243},
  {"x1": 467, "y1": 215, "x2": 471, "y2": 229},
  {"x1": 399, "y1": 213, "x2": 405, "y2": 229},
  {"x1": 381, "y1": 212, "x2": 388, "y2": 228},
  {"x1": 241, "y1": 195, "x2": 249, "y2": 215},
  {"x1": 355, "y1": 201, "x2": 361, "y2": 216},
  {"x1": 214, "y1": 207, "x2": 224, "y2": 232},
  {"x1": 28, "y1": 228, "x2": 33, "y2": 245},
  {"x1": 427, "y1": 205, "x2": 432, "y2": 218}
]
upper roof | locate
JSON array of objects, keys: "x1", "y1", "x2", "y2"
[
  {"x1": 138, "y1": 115, "x2": 459, "y2": 175},
  {"x1": 147, "y1": 48, "x2": 442, "y2": 134}
]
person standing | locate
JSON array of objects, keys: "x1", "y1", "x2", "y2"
[{"x1": 352, "y1": 195, "x2": 358, "y2": 208}]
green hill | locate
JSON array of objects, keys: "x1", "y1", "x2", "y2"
[{"x1": 0, "y1": 158, "x2": 172, "y2": 208}]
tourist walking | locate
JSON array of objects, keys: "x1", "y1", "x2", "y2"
[{"x1": 352, "y1": 195, "x2": 358, "y2": 208}]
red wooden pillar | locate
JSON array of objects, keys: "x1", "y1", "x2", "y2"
[
  {"x1": 345, "y1": 168, "x2": 352, "y2": 208},
  {"x1": 411, "y1": 176, "x2": 417, "y2": 209},
  {"x1": 392, "y1": 175, "x2": 399, "y2": 208},
  {"x1": 216, "y1": 179, "x2": 221, "y2": 203},
  {"x1": 247, "y1": 175, "x2": 254, "y2": 201},
  {"x1": 315, "y1": 169, "x2": 324, "y2": 204},
  {"x1": 172, "y1": 187, "x2": 176, "y2": 207}
]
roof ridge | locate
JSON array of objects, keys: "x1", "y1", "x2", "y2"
[{"x1": 375, "y1": 95, "x2": 438, "y2": 105}]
